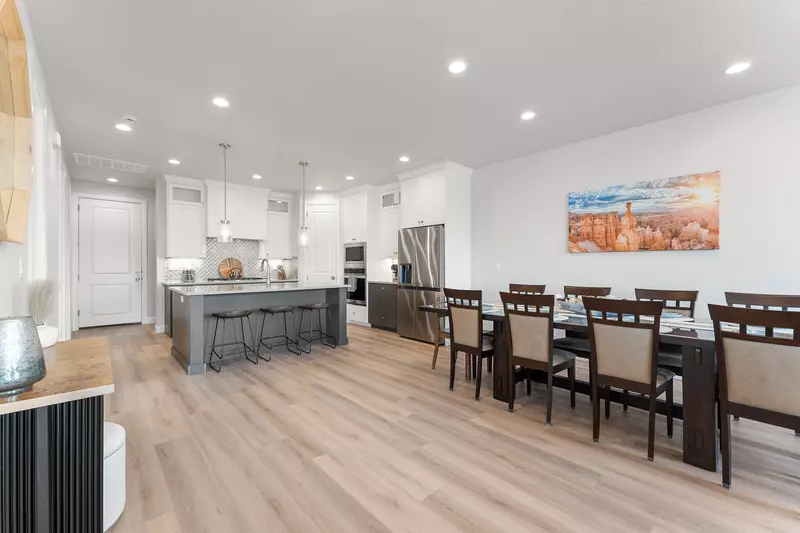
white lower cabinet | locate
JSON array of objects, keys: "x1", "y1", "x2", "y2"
[{"x1": 347, "y1": 304, "x2": 368, "y2": 324}]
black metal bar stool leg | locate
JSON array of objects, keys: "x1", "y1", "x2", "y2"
[
  {"x1": 296, "y1": 308, "x2": 312, "y2": 354},
  {"x1": 242, "y1": 316, "x2": 258, "y2": 365}
]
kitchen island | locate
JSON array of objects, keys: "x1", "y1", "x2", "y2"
[{"x1": 169, "y1": 282, "x2": 349, "y2": 374}]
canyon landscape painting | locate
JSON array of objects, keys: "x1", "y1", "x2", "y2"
[{"x1": 568, "y1": 171, "x2": 720, "y2": 253}]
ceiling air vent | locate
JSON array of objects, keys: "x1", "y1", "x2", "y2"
[{"x1": 72, "y1": 153, "x2": 148, "y2": 174}]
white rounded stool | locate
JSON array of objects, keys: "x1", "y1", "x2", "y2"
[{"x1": 103, "y1": 422, "x2": 126, "y2": 531}]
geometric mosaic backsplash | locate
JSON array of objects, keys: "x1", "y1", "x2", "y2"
[{"x1": 164, "y1": 238, "x2": 295, "y2": 282}]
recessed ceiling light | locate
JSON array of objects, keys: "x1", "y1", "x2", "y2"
[
  {"x1": 212, "y1": 97, "x2": 230, "y2": 108},
  {"x1": 168, "y1": 159, "x2": 180, "y2": 165},
  {"x1": 315, "y1": 186, "x2": 322, "y2": 190},
  {"x1": 725, "y1": 62, "x2": 751, "y2": 75},
  {"x1": 399, "y1": 155, "x2": 410, "y2": 163},
  {"x1": 448, "y1": 60, "x2": 467, "y2": 74},
  {"x1": 520, "y1": 110, "x2": 536, "y2": 121},
  {"x1": 115, "y1": 123, "x2": 132, "y2": 132},
  {"x1": 345, "y1": 175, "x2": 354, "y2": 181},
  {"x1": 276, "y1": 200, "x2": 283, "y2": 204},
  {"x1": 107, "y1": 177, "x2": 118, "y2": 183},
  {"x1": 252, "y1": 174, "x2": 262, "y2": 180}
]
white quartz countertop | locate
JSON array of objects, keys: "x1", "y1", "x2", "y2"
[
  {"x1": 164, "y1": 279, "x2": 299, "y2": 287},
  {"x1": 170, "y1": 281, "x2": 348, "y2": 296}
]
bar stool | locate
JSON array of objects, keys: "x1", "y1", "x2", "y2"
[
  {"x1": 296, "y1": 303, "x2": 337, "y2": 353},
  {"x1": 257, "y1": 305, "x2": 300, "y2": 359},
  {"x1": 207, "y1": 310, "x2": 258, "y2": 372}
]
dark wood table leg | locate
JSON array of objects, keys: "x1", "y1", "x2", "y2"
[
  {"x1": 682, "y1": 345, "x2": 718, "y2": 471},
  {"x1": 491, "y1": 320, "x2": 510, "y2": 402}
]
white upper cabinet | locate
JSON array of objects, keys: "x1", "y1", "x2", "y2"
[
  {"x1": 378, "y1": 203, "x2": 400, "y2": 257},
  {"x1": 206, "y1": 180, "x2": 269, "y2": 241},
  {"x1": 264, "y1": 211, "x2": 292, "y2": 258},
  {"x1": 167, "y1": 203, "x2": 206, "y2": 259},
  {"x1": 259, "y1": 198, "x2": 294, "y2": 259},
  {"x1": 400, "y1": 171, "x2": 445, "y2": 228},
  {"x1": 165, "y1": 177, "x2": 206, "y2": 259},
  {"x1": 341, "y1": 191, "x2": 368, "y2": 243}
]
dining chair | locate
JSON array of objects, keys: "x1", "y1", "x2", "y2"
[
  {"x1": 584, "y1": 297, "x2": 675, "y2": 461},
  {"x1": 725, "y1": 292, "x2": 800, "y2": 424},
  {"x1": 708, "y1": 303, "x2": 800, "y2": 489},
  {"x1": 500, "y1": 292, "x2": 576, "y2": 424},
  {"x1": 635, "y1": 289, "x2": 699, "y2": 318},
  {"x1": 633, "y1": 289, "x2": 700, "y2": 393},
  {"x1": 509, "y1": 284, "x2": 546, "y2": 295},
  {"x1": 432, "y1": 298, "x2": 493, "y2": 378},
  {"x1": 444, "y1": 288, "x2": 494, "y2": 400},
  {"x1": 564, "y1": 286, "x2": 612, "y2": 299}
]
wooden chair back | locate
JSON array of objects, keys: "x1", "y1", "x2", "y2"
[
  {"x1": 564, "y1": 285, "x2": 612, "y2": 299},
  {"x1": 635, "y1": 288, "x2": 699, "y2": 318},
  {"x1": 509, "y1": 284, "x2": 546, "y2": 295},
  {"x1": 443, "y1": 288, "x2": 483, "y2": 356},
  {"x1": 708, "y1": 304, "x2": 800, "y2": 429},
  {"x1": 725, "y1": 292, "x2": 800, "y2": 336},
  {"x1": 499, "y1": 292, "x2": 554, "y2": 367},
  {"x1": 584, "y1": 297, "x2": 663, "y2": 395}
]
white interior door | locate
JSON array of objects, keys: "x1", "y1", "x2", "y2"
[
  {"x1": 78, "y1": 198, "x2": 143, "y2": 327},
  {"x1": 305, "y1": 203, "x2": 340, "y2": 283}
]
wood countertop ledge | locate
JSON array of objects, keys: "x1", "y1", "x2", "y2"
[{"x1": 0, "y1": 336, "x2": 115, "y2": 415}]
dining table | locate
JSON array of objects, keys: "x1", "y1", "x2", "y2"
[{"x1": 420, "y1": 302, "x2": 720, "y2": 472}]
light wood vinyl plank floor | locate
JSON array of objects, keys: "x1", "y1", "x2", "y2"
[{"x1": 72, "y1": 324, "x2": 800, "y2": 533}]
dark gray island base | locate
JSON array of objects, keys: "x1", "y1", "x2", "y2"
[{"x1": 170, "y1": 282, "x2": 349, "y2": 374}]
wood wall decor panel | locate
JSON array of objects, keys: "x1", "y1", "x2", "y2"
[{"x1": 0, "y1": 0, "x2": 31, "y2": 244}]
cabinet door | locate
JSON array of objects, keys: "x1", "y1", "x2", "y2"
[
  {"x1": 418, "y1": 173, "x2": 445, "y2": 226},
  {"x1": 341, "y1": 192, "x2": 367, "y2": 242},
  {"x1": 400, "y1": 179, "x2": 420, "y2": 228},
  {"x1": 266, "y1": 212, "x2": 291, "y2": 258},
  {"x1": 167, "y1": 204, "x2": 206, "y2": 258},
  {"x1": 206, "y1": 180, "x2": 227, "y2": 238},
  {"x1": 378, "y1": 206, "x2": 400, "y2": 258}
]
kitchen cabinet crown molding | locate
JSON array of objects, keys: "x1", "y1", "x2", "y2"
[
  {"x1": 164, "y1": 174, "x2": 205, "y2": 187},
  {"x1": 340, "y1": 184, "x2": 375, "y2": 197},
  {"x1": 205, "y1": 179, "x2": 271, "y2": 196},
  {"x1": 396, "y1": 160, "x2": 474, "y2": 182}
]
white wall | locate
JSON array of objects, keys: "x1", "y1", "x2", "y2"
[
  {"x1": 472, "y1": 84, "x2": 800, "y2": 319},
  {"x1": 71, "y1": 180, "x2": 157, "y2": 322}
]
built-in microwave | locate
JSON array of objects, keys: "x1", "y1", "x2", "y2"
[{"x1": 344, "y1": 242, "x2": 366, "y2": 268}]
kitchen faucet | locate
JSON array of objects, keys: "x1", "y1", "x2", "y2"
[{"x1": 260, "y1": 259, "x2": 271, "y2": 284}]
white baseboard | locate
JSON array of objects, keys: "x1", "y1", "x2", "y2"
[
  {"x1": 154, "y1": 324, "x2": 165, "y2": 334},
  {"x1": 143, "y1": 316, "x2": 156, "y2": 325}
]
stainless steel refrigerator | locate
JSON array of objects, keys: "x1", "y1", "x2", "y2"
[{"x1": 397, "y1": 225, "x2": 444, "y2": 343}]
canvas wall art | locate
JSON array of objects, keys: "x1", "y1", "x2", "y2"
[{"x1": 568, "y1": 171, "x2": 720, "y2": 253}]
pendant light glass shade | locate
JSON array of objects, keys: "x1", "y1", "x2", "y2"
[
  {"x1": 218, "y1": 221, "x2": 233, "y2": 243},
  {"x1": 298, "y1": 227, "x2": 309, "y2": 247},
  {"x1": 218, "y1": 143, "x2": 233, "y2": 243},
  {"x1": 298, "y1": 161, "x2": 309, "y2": 248}
]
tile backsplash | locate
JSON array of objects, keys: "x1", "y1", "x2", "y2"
[{"x1": 164, "y1": 238, "x2": 297, "y2": 282}]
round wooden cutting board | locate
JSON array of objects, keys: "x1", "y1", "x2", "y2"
[{"x1": 218, "y1": 257, "x2": 243, "y2": 279}]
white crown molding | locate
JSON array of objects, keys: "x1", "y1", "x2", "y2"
[
  {"x1": 340, "y1": 184, "x2": 375, "y2": 197},
  {"x1": 397, "y1": 160, "x2": 474, "y2": 182}
]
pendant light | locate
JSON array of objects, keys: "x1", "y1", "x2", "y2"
[
  {"x1": 298, "y1": 161, "x2": 310, "y2": 247},
  {"x1": 218, "y1": 143, "x2": 233, "y2": 243}
]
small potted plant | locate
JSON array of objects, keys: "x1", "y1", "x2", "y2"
[{"x1": 28, "y1": 280, "x2": 58, "y2": 348}]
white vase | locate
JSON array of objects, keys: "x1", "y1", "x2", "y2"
[{"x1": 36, "y1": 325, "x2": 59, "y2": 348}]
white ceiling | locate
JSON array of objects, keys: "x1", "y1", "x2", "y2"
[{"x1": 24, "y1": 0, "x2": 800, "y2": 191}]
